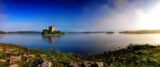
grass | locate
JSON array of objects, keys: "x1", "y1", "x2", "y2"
[{"x1": 0, "y1": 43, "x2": 160, "y2": 67}]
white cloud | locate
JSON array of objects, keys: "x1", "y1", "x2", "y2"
[{"x1": 94, "y1": 0, "x2": 159, "y2": 31}]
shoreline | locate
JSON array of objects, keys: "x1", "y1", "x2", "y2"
[{"x1": 0, "y1": 43, "x2": 159, "y2": 67}]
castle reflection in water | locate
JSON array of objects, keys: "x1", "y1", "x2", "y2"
[{"x1": 42, "y1": 34, "x2": 64, "y2": 44}]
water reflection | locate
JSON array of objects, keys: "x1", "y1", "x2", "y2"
[
  {"x1": 1, "y1": 34, "x2": 160, "y2": 54},
  {"x1": 42, "y1": 34, "x2": 64, "y2": 44}
]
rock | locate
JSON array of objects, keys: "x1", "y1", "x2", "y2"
[
  {"x1": 0, "y1": 48, "x2": 3, "y2": 51},
  {"x1": 9, "y1": 56, "x2": 22, "y2": 63},
  {"x1": 28, "y1": 54, "x2": 35, "y2": 58},
  {"x1": 9, "y1": 64, "x2": 19, "y2": 67},
  {"x1": 37, "y1": 61, "x2": 52, "y2": 67},
  {"x1": 40, "y1": 54, "x2": 47, "y2": 58},
  {"x1": 23, "y1": 54, "x2": 28, "y2": 57},
  {"x1": 5, "y1": 51, "x2": 9, "y2": 53},
  {"x1": 69, "y1": 62, "x2": 79, "y2": 67},
  {"x1": 0, "y1": 59, "x2": 6, "y2": 63},
  {"x1": 5, "y1": 48, "x2": 12, "y2": 52},
  {"x1": 82, "y1": 61, "x2": 94, "y2": 67},
  {"x1": 82, "y1": 61, "x2": 104, "y2": 67},
  {"x1": 96, "y1": 62, "x2": 103, "y2": 67}
]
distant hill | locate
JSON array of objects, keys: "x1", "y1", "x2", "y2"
[
  {"x1": 120, "y1": 30, "x2": 160, "y2": 34},
  {"x1": 7, "y1": 31, "x2": 41, "y2": 34},
  {"x1": 0, "y1": 31, "x2": 6, "y2": 34},
  {"x1": 66, "y1": 31, "x2": 111, "y2": 34}
]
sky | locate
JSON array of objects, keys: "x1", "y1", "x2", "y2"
[{"x1": 0, "y1": 0, "x2": 160, "y2": 32}]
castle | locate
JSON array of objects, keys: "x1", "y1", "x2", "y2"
[
  {"x1": 42, "y1": 26, "x2": 55, "y2": 34},
  {"x1": 49, "y1": 26, "x2": 55, "y2": 32},
  {"x1": 42, "y1": 26, "x2": 64, "y2": 35}
]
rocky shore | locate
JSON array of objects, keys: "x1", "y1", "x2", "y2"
[{"x1": 0, "y1": 43, "x2": 160, "y2": 67}]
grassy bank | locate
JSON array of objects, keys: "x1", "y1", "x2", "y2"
[{"x1": 0, "y1": 43, "x2": 160, "y2": 67}]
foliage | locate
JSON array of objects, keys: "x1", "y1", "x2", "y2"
[
  {"x1": 42, "y1": 29, "x2": 64, "y2": 35},
  {"x1": 0, "y1": 43, "x2": 160, "y2": 67}
]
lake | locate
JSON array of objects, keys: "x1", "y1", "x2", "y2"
[{"x1": 0, "y1": 33, "x2": 160, "y2": 55}]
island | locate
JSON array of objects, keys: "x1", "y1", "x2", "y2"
[
  {"x1": 42, "y1": 26, "x2": 64, "y2": 35},
  {"x1": 106, "y1": 31, "x2": 114, "y2": 34}
]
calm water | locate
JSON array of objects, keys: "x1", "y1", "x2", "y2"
[{"x1": 0, "y1": 33, "x2": 160, "y2": 55}]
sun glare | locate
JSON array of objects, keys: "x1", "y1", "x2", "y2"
[{"x1": 138, "y1": 2, "x2": 160, "y2": 30}]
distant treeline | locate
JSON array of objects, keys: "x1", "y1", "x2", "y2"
[
  {"x1": 0, "y1": 31, "x2": 41, "y2": 34},
  {"x1": 120, "y1": 30, "x2": 160, "y2": 34},
  {"x1": 0, "y1": 31, "x2": 6, "y2": 34},
  {"x1": 66, "y1": 32, "x2": 106, "y2": 34},
  {"x1": 66, "y1": 31, "x2": 115, "y2": 34},
  {"x1": 0, "y1": 31, "x2": 116, "y2": 34}
]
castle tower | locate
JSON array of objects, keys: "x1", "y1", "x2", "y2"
[{"x1": 49, "y1": 26, "x2": 55, "y2": 32}]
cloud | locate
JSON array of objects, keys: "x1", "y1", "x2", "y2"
[{"x1": 94, "y1": 0, "x2": 158, "y2": 31}]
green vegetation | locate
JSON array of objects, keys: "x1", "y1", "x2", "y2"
[
  {"x1": 0, "y1": 43, "x2": 160, "y2": 67},
  {"x1": 95, "y1": 44, "x2": 160, "y2": 67},
  {"x1": 120, "y1": 30, "x2": 160, "y2": 34},
  {"x1": 42, "y1": 30, "x2": 65, "y2": 35}
]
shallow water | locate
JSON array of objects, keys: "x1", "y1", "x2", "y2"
[{"x1": 0, "y1": 33, "x2": 160, "y2": 54}]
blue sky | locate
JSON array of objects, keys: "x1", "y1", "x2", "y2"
[{"x1": 0, "y1": 0, "x2": 159, "y2": 32}]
